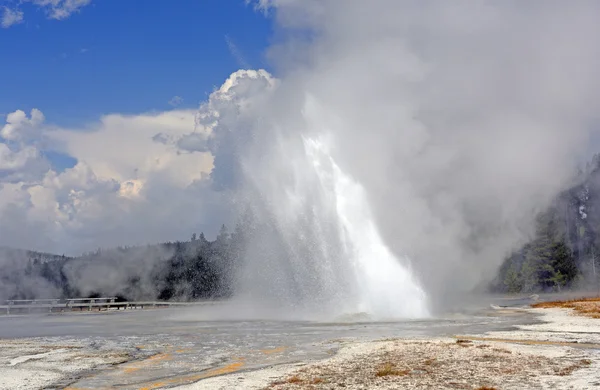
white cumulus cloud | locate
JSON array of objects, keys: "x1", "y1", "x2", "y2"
[
  {"x1": 0, "y1": 108, "x2": 44, "y2": 142},
  {"x1": 0, "y1": 106, "x2": 224, "y2": 255}
]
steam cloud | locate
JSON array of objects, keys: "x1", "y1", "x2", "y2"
[{"x1": 189, "y1": 0, "x2": 600, "y2": 309}]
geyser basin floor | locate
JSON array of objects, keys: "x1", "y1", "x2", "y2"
[
  {"x1": 0, "y1": 296, "x2": 571, "y2": 389},
  {"x1": 245, "y1": 305, "x2": 600, "y2": 390}
]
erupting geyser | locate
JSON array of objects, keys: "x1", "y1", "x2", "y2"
[
  {"x1": 304, "y1": 135, "x2": 429, "y2": 319},
  {"x1": 197, "y1": 0, "x2": 600, "y2": 321},
  {"x1": 226, "y1": 88, "x2": 429, "y2": 320}
]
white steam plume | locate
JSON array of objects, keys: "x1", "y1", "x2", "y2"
[
  {"x1": 193, "y1": 1, "x2": 600, "y2": 312},
  {"x1": 271, "y1": 0, "x2": 600, "y2": 306}
]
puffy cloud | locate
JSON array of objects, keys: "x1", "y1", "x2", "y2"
[
  {"x1": 187, "y1": 69, "x2": 278, "y2": 190},
  {"x1": 0, "y1": 108, "x2": 220, "y2": 255},
  {"x1": 0, "y1": 109, "x2": 50, "y2": 182},
  {"x1": 1, "y1": 109, "x2": 44, "y2": 142},
  {"x1": 0, "y1": 143, "x2": 48, "y2": 182},
  {"x1": 50, "y1": 110, "x2": 213, "y2": 188},
  {"x1": 176, "y1": 133, "x2": 208, "y2": 153},
  {"x1": 0, "y1": 144, "x2": 36, "y2": 171}
]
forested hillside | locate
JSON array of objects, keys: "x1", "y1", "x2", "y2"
[
  {"x1": 491, "y1": 154, "x2": 600, "y2": 293},
  {"x1": 0, "y1": 224, "x2": 245, "y2": 302}
]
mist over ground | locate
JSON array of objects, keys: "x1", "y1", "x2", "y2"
[{"x1": 2, "y1": 1, "x2": 600, "y2": 315}]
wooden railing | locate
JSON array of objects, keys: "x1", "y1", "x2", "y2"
[
  {"x1": 0, "y1": 298, "x2": 216, "y2": 315},
  {"x1": 6, "y1": 299, "x2": 61, "y2": 305}
]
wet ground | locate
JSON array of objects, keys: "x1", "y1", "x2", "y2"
[{"x1": 0, "y1": 294, "x2": 554, "y2": 389}]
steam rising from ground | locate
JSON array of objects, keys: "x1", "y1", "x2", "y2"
[
  {"x1": 198, "y1": 1, "x2": 600, "y2": 313},
  {"x1": 0, "y1": 248, "x2": 61, "y2": 301}
]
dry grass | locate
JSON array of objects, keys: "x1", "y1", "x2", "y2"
[
  {"x1": 286, "y1": 376, "x2": 303, "y2": 384},
  {"x1": 476, "y1": 387, "x2": 498, "y2": 390},
  {"x1": 555, "y1": 359, "x2": 594, "y2": 376},
  {"x1": 270, "y1": 375, "x2": 326, "y2": 387},
  {"x1": 375, "y1": 362, "x2": 410, "y2": 377},
  {"x1": 269, "y1": 376, "x2": 304, "y2": 387},
  {"x1": 455, "y1": 339, "x2": 473, "y2": 347},
  {"x1": 532, "y1": 297, "x2": 600, "y2": 318}
]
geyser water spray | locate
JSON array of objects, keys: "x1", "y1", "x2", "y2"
[
  {"x1": 304, "y1": 135, "x2": 429, "y2": 318},
  {"x1": 231, "y1": 93, "x2": 429, "y2": 320}
]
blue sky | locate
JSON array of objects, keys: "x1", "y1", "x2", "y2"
[{"x1": 0, "y1": 0, "x2": 272, "y2": 126}]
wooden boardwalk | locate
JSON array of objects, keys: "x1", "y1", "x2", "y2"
[{"x1": 0, "y1": 297, "x2": 217, "y2": 315}]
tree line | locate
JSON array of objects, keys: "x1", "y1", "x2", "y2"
[
  {"x1": 490, "y1": 154, "x2": 600, "y2": 293},
  {"x1": 0, "y1": 224, "x2": 245, "y2": 302}
]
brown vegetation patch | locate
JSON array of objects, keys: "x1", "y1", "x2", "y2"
[
  {"x1": 555, "y1": 359, "x2": 594, "y2": 376},
  {"x1": 286, "y1": 376, "x2": 303, "y2": 384},
  {"x1": 532, "y1": 297, "x2": 600, "y2": 318},
  {"x1": 375, "y1": 362, "x2": 410, "y2": 377},
  {"x1": 270, "y1": 376, "x2": 327, "y2": 388},
  {"x1": 270, "y1": 376, "x2": 304, "y2": 387},
  {"x1": 266, "y1": 340, "x2": 590, "y2": 389},
  {"x1": 454, "y1": 335, "x2": 600, "y2": 349}
]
